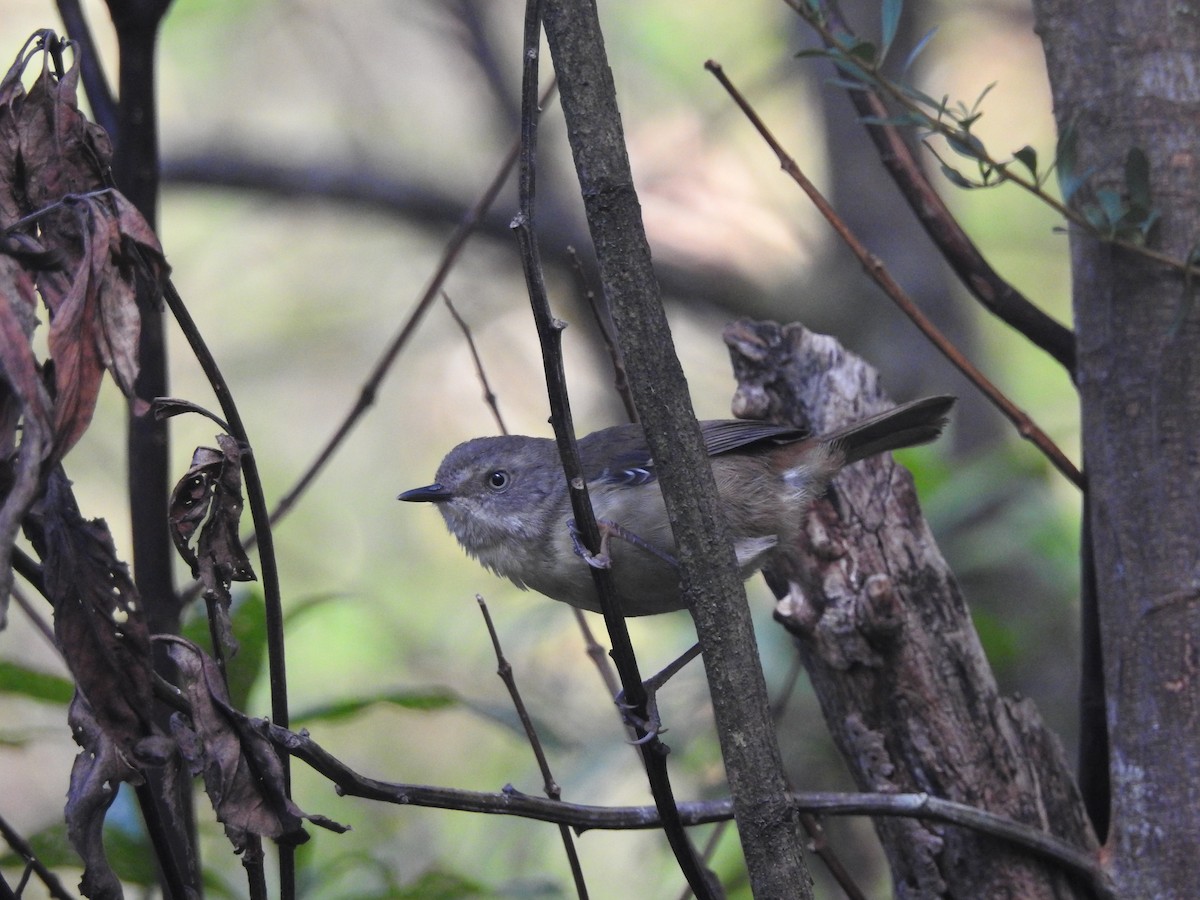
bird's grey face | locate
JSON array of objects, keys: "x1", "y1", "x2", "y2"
[{"x1": 400, "y1": 436, "x2": 564, "y2": 573}]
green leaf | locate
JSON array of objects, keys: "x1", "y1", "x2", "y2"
[
  {"x1": 880, "y1": 0, "x2": 903, "y2": 63},
  {"x1": 946, "y1": 131, "x2": 987, "y2": 160},
  {"x1": 1095, "y1": 188, "x2": 1124, "y2": 230},
  {"x1": 292, "y1": 688, "x2": 460, "y2": 725},
  {"x1": 1055, "y1": 119, "x2": 1089, "y2": 203},
  {"x1": 0, "y1": 660, "x2": 73, "y2": 704},
  {"x1": 1013, "y1": 145, "x2": 1038, "y2": 180},
  {"x1": 970, "y1": 80, "x2": 998, "y2": 114},
  {"x1": 830, "y1": 54, "x2": 874, "y2": 86},
  {"x1": 902, "y1": 26, "x2": 939, "y2": 75},
  {"x1": 1124, "y1": 146, "x2": 1152, "y2": 211},
  {"x1": 939, "y1": 163, "x2": 977, "y2": 189},
  {"x1": 846, "y1": 40, "x2": 878, "y2": 66}
]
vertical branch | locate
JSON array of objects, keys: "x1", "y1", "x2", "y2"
[
  {"x1": 161, "y1": 279, "x2": 295, "y2": 896},
  {"x1": 105, "y1": 0, "x2": 178, "y2": 633},
  {"x1": 539, "y1": 2, "x2": 812, "y2": 897},
  {"x1": 100, "y1": 4, "x2": 205, "y2": 896},
  {"x1": 511, "y1": 3, "x2": 719, "y2": 897}
]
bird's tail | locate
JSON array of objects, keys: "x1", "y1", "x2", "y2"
[{"x1": 825, "y1": 395, "x2": 956, "y2": 465}]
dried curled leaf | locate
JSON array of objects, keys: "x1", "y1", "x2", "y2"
[
  {"x1": 169, "y1": 436, "x2": 254, "y2": 585},
  {"x1": 65, "y1": 693, "x2": 139, "y2": 900},
  {"x1": 23, "y1": 470, "x2": 169, "y2": 899},
  {"x1": 0, "y1": 242, "x2": 54, "y2": 628},
  {"x1": 64, "y1": 691, "x2": 174, "y2": 900},
  {"x1": 28, "y1": 470, "x2": 157, "y2": 751},
  {"x1": 169, "y1": 435, "x2": 256, "y2": 653},
  {"x1": 0, "y1": 32, "x2": 168, "y2": 464},
  {"x1": 37, "y1": 191, "x2": 166, "y2": 459},
  {"x1": 161, "y1": 636, "x2": 344, "y2": 851}
]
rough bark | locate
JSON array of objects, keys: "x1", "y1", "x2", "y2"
[
  {"x1": 1032, "y1": 2, "x2": 1200, "y2": 896},
  {"x1": 726, "y1": 319, "x2": 1097, "y2": 899},
  {"x1": 540, "y1": 2, "x2": 813, "y2": 896}
]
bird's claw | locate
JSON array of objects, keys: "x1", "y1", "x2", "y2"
[
  {"x1": 567, "y1": 519, "x2": 612, "y2": 569},
  {"x1": 615, "y1": 688, "x2": 666, "y2": 744}
]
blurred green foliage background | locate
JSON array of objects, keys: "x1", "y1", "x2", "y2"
[{"x1": 2, "y1": 0, "x2": 1079, "y2": 896}]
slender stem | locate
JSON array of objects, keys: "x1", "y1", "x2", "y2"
[
  {"x1": 477, "y1": 596, "x2": 589, "y2": 899},
  {"x1": 267, "y1": 721, "x2": 1116, "y2": 900},
  {"x1": 513, "y1": 4, "x2": 718, "y2": 897},
  {"x1": 268, "y1": 83, "x2": 556, "y2": 527},
  {"x1": 707, "y1": 60, "x2": 1084, "y2": 489},
  {"x1": 158, "y1": 276, "x2": 295, "y2": 886},
  {"x1": 443, "y1": 294, "x2": 508, "y2": 435}
]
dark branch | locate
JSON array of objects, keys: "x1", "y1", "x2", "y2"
[{"x1": 264, "y1": 722, "x2": 1114, "y2": 900}]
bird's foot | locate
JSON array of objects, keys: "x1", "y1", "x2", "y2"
[
  {"x1": 567, "y1": 519, "x2": 612, "y2": 569},
  {"x1": 614, "y1": 643, "x2": 701, "y2": 744}
]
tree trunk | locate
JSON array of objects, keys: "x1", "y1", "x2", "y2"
[
  {"x1": 725, "y1": 319, "x2": 1097, "y2": 898},
  {"x1": 1033, "y1": 1, "x2": 1200, "y2": 895}
]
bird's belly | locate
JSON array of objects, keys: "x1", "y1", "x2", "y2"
[{"x1": 519, "y1": 545, "x2": 686, "y2": 616}]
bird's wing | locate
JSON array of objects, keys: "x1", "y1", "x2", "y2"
[
  {"x1": 579, "y1": 423, "x2": 657, "y2": 486},
  {"x1": 699, "y1": 419, "x2": 809, "y2": 456},
  {"x1": 579, "y1": 420, "x2": 809, "y2": 487}
]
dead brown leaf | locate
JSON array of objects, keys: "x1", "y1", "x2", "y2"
[
  {"x1": 0, "y1": 33, "x2": 166, "y2": 463},
  {"x1": 39, "y1": 193, "x2": 164, "y2": 458},
  {"x1": 161, "y1": 636, "x2": 343, "y2": 851},
  {"x1": 0, "y1": 243, "x2": 53, "y2": 627},
  {"x1": 169, "y1": 435, "x2": 256, "y2": 654},
  {"x1": 27, "y1": 469, "x2": 157, "y2": 752}
]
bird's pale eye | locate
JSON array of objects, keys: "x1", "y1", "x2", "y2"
[{"x1": 486, "y1": 470, "x2": 511, "y2": 491}]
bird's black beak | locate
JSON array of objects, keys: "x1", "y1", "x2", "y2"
[{"x1": 398, "y1": 483, "x2": 451, "y2": 503}]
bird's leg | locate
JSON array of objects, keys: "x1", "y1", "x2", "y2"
[
  {"x1": 567, "y1": 519, "x2": 613, "y2": 569},
  {"x1": 617, "y1": 642, "x2": 702, "y2": 743},
  {"x1": 567, "y1": 518, "x2": 679, "y2": 570},
  {"x1": 567, "y1": 518, "x2": 693, "y2": 740}
]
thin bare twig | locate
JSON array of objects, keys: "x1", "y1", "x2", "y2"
[
  {"x1": 566, "y1": 247, "x2": 637, "y2": 423},
  {"x1": 477, "y1": 595, "x2": 589, "y2": 899},
  {"x1": 264, "y1": 721, "x2": 1115, "y2": 900},
  {"x1": 0, "y1": 813, "x2": 75, "y2": 900},
  {"x1": 268, "y1": 80, "x2": 557, "y2": 528},
  {"x1": 706, "y1": 60, "x2": 1084, "y2": 489},
  {"x1": 443, "y1": 293, "x2": 508, "y2": 435},
  {"x1": 847, "y1": 88, "x2": 1076, "y2": 375},
  {"x1": 8, "y1": 584, "x2": 57, "y2": 649}
]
